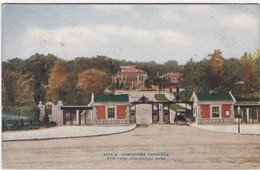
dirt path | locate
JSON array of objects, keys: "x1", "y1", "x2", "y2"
[{"x1": 2, "y1": 124, "x2": 260, "y2": 169}]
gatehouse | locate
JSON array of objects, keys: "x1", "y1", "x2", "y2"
[{"x1": 39, "y1": 93, "x2": 192, "y2": 126}]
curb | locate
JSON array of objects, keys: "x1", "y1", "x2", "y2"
[
  {"x1": 189, "y1": 123, "x2": 260, "y2": 136},
  {"x1": 2, "y1": 124, "x2": 137, "y2": 142}
]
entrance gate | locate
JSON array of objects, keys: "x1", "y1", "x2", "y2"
[
  {"x1": 61, "y1": 106, "x2": 93, "y2": 125},
  {"x1": 130, "y1": 95, "x2": 192, "y2": 124}
]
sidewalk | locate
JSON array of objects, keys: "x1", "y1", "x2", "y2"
[
  {"x1": 190, "y1": 123, "x2": 260, "y2": 135},
  {"x1": 2, "y1": 124, "x2": 137, "y2": 142}
]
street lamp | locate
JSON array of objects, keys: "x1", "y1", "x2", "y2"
[{"x1": 237, "y1": 106, "x2": 241, "y2": 134}]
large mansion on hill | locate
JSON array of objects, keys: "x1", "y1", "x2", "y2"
[
  {"x1": 112, "y1": 65, "x2": 148, "y2": 88},
  {"x1": 112, "y1": 65, "x2": 182, "y2": 89}
]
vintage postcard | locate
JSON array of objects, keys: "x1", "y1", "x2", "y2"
[{"x1": 1, "y1": 2, "x2": 260, "y2": 169}]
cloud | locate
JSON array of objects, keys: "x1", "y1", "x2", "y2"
[
  {"x1": 181, "y1": 5, "x2": 216, "y2": 15},
  {"x1": 90, "y1": 5, "x2": 138, "y2": 14},
  {"x1": 27, "y1": 24, "x2": 192, "y2": 48},
  {"x1": 221, "y1": 13, "x2": 259, "y2": 32},
  {"x1": 158, "y1": 29, "x2": 192, "y2": 46},
  {"x1": 22, "y1": 24, "x2": 193, "y2": 63},
  {"x1": 160, "y1": 9, "x2": 184, "y2": 22}
]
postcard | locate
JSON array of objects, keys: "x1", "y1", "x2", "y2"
[{"x1": 1, "y1": 2, "x2": 260, "y2": 169}]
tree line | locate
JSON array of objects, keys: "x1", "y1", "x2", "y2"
[
  {"x1": 2, "y1": 49, "x2": 260, "y2": 107},
  {"x1": 180, "y1": 49, "x2": 260, "y2": 100},
  {"x1": 2, "y1": 53, "x2": 183, "y2": 107}
]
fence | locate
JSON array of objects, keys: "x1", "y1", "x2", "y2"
[{"x1": 2, "y1": 106, "x2": 40, "y2": 130}]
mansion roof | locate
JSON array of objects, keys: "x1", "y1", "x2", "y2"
[
  {"x1": 120, "y1": 65, "x2": 147, "y2": 74},
  {"x1": 162, "y1": 72, "x2": 182, "y2": 78}
]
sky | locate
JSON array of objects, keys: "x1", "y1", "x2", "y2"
[{"x1": 1, "y1": 4, "x2": 260, "y2": 64}]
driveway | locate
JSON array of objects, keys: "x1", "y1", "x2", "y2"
[{"x1": 2, "y1": 124, "x2": 260, "y2": 169}]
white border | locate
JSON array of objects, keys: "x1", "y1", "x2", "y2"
[{"x1": 0, "y1": 0, "x2": 260, "y2": 3}]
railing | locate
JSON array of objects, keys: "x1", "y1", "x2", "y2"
[{"x1": 94, "y1": 119, "x2": 130, "y2": 125}]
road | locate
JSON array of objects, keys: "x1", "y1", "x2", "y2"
[{"x1": 2, "y1": 124, "x2": 260, "y2": 169}]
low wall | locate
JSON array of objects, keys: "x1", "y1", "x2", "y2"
[{"x1": 197, "y1": 118, "x2": 235, "y2": 124}]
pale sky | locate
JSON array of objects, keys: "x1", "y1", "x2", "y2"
[{"x1": 2, "y1": 4, "x2": 260, "y2": 64}]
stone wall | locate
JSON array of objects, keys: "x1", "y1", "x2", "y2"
[{"x1": 197, "y1": 118, "x2": 235, "y2": 124}]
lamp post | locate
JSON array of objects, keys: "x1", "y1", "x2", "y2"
[{"x1": 237, "y1": 106, "x2": 241, "y2": 133}]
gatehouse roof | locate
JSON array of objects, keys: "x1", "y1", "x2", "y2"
[
  {"x1": 196, "y1": 93, "x2": 234, "y2": 101},
  {"x1": 94, "y1": 94, "x2": 129, "y2": 103}
]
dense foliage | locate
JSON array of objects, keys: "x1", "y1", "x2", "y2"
[
  {"x1": 2, "y1": 49, "x2": 260, "y2": 107},
  {"x1": 180, "y1": 49, "x2": 260, "y2": 100},
  {"x1": 2, "y1": 53, "x2": 183, "y2": 106}
]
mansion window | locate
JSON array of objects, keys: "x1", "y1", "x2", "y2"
[
  {"x1": 107, "y1": 107, "x2": 115, "y2": 119},
  {"x1": 211, "y1": 106, "x2": 220, "y2": 118}
]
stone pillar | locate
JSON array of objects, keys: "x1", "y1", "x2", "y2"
[
  {"x1": 92, "y1": 107, "x2": 97, "y2": 125},
  {"x1": 90, "y1": 110, "x2": 93, "y2": 125},
  {"x1": 76, "y1": 110, "x2": 79, "y2": 125},
  {"x1": 196, "y1": 106, "x2": 201, "y2": 124},
  {"x1": 38, "y1": 101, "x2": 45, "y2": 122},
  {"x1": 246, "y1": 108, "x2": 250, "y2": 123},
  {"x1": 250, "y1": 108, "x2": 253, "y2": 123},
  {"x1": 125, "y1": 106, "x2": 130, "y2": 124},
  {"x1": 159, "y1": 104, "x2": 164, "y2": 124},
  {"x1": 57, "y1": 101, "x2": 63, "y2": 125},
  {"x1": 126, "y1": 106, "x2": 130, "y2": 119},
  {"x1": 257, "y1": 107, "x2": 259, "y2": 123}
]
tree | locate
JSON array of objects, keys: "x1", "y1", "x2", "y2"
[
  {"x1": 71, "y1": 56, "x2": 120, "y2": 77},
  {"x1": 25, "y1": 53, "x2": 60, "y2": 105},
  {"x1": 251, "y1": 49, "x2": 260, "y2": 96},
  {"x1": 180, "y1": 59, "x2": 201, "y2": 100},
  {"x1": 48, "y1": 62, "x2": 73, "y2": 102},
  {"x1": 241, "y1": 52, "x2": 257, "y2": 97},
  {"x1": 164, "y1": 60, "x2": 183, "y2": 72},
  {"x1": 16, "y1": 74, "x2": 35, "y2": 106},
  {"x1": 77, "y1": 69, "x2": 110, "y2": 95},
  {"x1": 2, "y1": 69, "x2": 19, "y2": 106},
  {"x1": 208, "y1": 49, "x2": 225, "y2": 90},
  {"x1": 222, "y1": 58, "x2": 242, "y2": 95},
  {"x1": 2, "y1": 59, "x2": 28, "y2": 106}
]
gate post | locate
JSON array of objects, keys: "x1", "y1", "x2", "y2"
[
  {"x1": 126, "y1": 105, "x2": 130, "y2": 124},
  {"x1": 159, "y1": 103, "x2": 164, "y2": 123}
]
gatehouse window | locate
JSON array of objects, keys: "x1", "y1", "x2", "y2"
[
  {"x1": 106, "y1": 107, "x2": 117, "y2": 119},
  {"x1": 211, "y1": 106, "x2": 221, "y2": 118}
]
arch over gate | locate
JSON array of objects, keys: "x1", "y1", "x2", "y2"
[
  {"x1": 130, "y1": 95, "x2": 193, "y2": 125},
  {"x1": 45, "y1": 102, "x2": 54, "y2": 117}
]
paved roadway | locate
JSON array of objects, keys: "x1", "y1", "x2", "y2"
[
  {"x1": 2, "y1": 125, "x2": 137, "y2": 141},
  {"x1": 2, "y1": 124, "x2": 260, "y2": 169}
]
